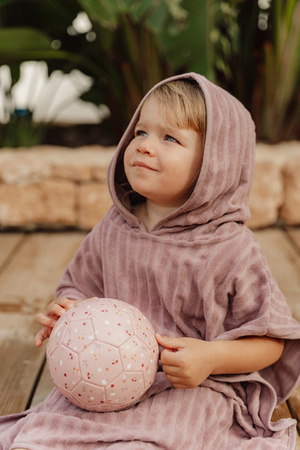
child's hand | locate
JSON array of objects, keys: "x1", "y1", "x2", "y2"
[
  {"x1": 156, "y1": 333, "x2": 216, "y2": 389},
  {"x1": 35, "y1": 297, "x2": 82, "y2": 347}
]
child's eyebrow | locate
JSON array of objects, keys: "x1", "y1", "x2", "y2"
[{"x1": 134, "y1": 121, "x2": 143, "y2": 128}]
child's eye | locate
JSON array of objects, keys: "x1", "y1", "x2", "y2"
[
  {"x1": 135, "y1": 129, "x2": 147, "y2": 137},
  {"x1": 166, "y1": 135, "x2": 179, "y2": 143}
]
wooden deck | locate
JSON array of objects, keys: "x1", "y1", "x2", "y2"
[{"x1": 0, "y1": 227, "x2": 300, "y2": 446}]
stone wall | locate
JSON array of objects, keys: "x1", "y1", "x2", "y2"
[
  {"x1": 0, "y1": 146, "x2": 114, "y2": 230},
  {"x1": 0, "y1": 142, "x2": 299, "y2": 230},
  {"x1": 248, "y1": 141, "x2": 300, "y2": 229}
]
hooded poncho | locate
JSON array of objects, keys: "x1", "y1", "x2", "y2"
[{"x1": 1, "y1": 73, "x2": 300, "y2": 450}]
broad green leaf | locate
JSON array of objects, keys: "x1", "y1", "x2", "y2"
[
  {"x1": 145, "y1": 2, "x2": 170, "y2": 33},
  {"x1": 0, "y1": 28, "x2": 53, "y2": 51},
  {"x1": 130, "y1": 0, "x2": 157, "y2": 21},
  {"x1": 160, "y1": 0, "x2": 210, "y2": 76},
  {"x1": 78, "y1": 0, "x2": 120, "y2": 28}
]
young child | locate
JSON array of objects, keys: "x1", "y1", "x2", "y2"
[{"x1": 1, "y1": 73, "x2": 300, "y2": 449}]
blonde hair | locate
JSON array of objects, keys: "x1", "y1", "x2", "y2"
[{"x1": 147, "y1": 78, "x2": 206, "y2": 145}]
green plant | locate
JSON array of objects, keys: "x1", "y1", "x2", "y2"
[
  {"x1": 212, "y1": 0, "x2": 300, "y2": 143},
  {"x1": 0, "y1": 4, "x2": 90, "y2": 147},
  {"x1": 1, "y1": 0, "x2": 298, "y2": 145},
  {"x1": 0, "y1": 0, "x2": 212, "y2": 145},
  {"x1": 0, "y1": 108, "x2": 47, "y2": 147},
  {"x1": 0, "y1": 59, "x2": 92, "y2": 147},
  {"x1": 258, "y1": 0, "x2": 300, "y2": 142}
]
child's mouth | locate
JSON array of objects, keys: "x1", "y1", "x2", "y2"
[{"x1": 133, "y1": 161, "x2": 156, "y2": 171}]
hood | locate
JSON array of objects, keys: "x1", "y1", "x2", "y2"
[{"x1": 107, "y1": 73, "x2": 256, "y2": 234}]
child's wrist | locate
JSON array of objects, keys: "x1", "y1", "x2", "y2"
[{"x1": 208, "y1": 340, "x2": 226, "y2": 375}]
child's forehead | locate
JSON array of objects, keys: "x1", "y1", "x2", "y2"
[
  {"x1": 140, "y1": 95, "x2": 162, "y2": 113},
  {"x1": 138, "y1": 96, "x2": 182, "y2": 129},
  {"x1": 139, "y1": 99, "x2": 202, "y2": 137}
]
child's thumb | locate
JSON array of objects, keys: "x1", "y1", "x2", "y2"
[{"x1": 156, "y1": 333, "x2": 182, "y2": 350}]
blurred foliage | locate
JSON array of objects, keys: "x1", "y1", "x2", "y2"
[
  {"x1": 212, "y1": 0, "x2": 300, "y2": 142},
  {"x1": 0, "y1": 0, "x2": 299, "y2": 146},
  {"x1": 0, "y1": 0, "x2": 210, "y2": 145},
  {"x1": 0, "y1": 108, "x2": 46, "y2": 147}
]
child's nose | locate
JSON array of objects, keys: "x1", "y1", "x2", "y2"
[{"x1": 137, "y1": 139, "x2": 155, "y2": 156}]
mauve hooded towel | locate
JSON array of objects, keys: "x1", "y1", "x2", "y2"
[{"x1": 1, "y1": 73, "x2": 300, "y2": 450}]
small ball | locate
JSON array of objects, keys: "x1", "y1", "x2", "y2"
[{"x1": 46, "y1": 298, "x2": 159, "y2": 412}]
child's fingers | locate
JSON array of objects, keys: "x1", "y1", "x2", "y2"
[
  {"x1": 35, "y1": 312, "x2": 57, "y2": 328},
  {"x1": 35, "y1": 298, "x2": 78, "y2": 348},
  {"x1": 35, "y1": 326, "x2": 51, "y2": 347},
  {"x1": 45, "y1": 299, "x2": 74, "y2": 318},
  {"x1": 46, "y1": 303, "x2": 67, "y2": 318},
  {"x1": 161, "y1": 364, "x2": 180, "y2": 377},
  {"x1": 160, "y1": 345, "x2": 185, "y2": 368},
  {"x1": 162, "y1": 367, "x2": 187, "y2": 389},
  {"x1": 165, "y1": 376, "x2": 186, "y2": 389},
  {"x1": 35, "y1": 298, "x2": 96, "y2": 348},
  {"x1": 47, "y1": 298, "x2": 74, "y2": 316},
  {"x1": 156, "y1": 333, "x2": 184, "y2": 350},
  {"x1": 54, "y1": 297, "x2": 76, "y2": 310}
]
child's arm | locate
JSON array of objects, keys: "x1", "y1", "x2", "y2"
[
  {"x1": 156, "y1": 334, "x2": 285, "y2": 389},
  {"x1": 35, "y1": 297, "x2": 96, "y2": 347}
]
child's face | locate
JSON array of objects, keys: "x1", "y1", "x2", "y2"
[{"x1": 124, "y1": 96, "x2": 204, "y2": 209}]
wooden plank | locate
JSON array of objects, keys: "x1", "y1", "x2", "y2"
[
  {"x1": 255, "y1": 228, "x2": 300, "y2": 447},
  {"x1": 0, "y1": 232, "x2": 86, "y2": 416},
  {"x1": 253, "y1": 228, "x2": 300, "y2": 322},
  {"x1": 0, "y1": 232, "x2": 86, "y2": 341},
  {"x1": 271, "y1": 401, "x2": 292, "y2": 422},
  {"x1": 271, "y1": 402, "x2": 300, "y2": 448},
  {"x1": 288, "y1": 385, "x2": 300, "y2": 434},
  {"x1": 0, "y1": 339, "x2": 45, "y2": 415},
  {"x1": 30, "y1": 360, "x2": 54, "y2": 409},
  {"x1": 0, "y1": 232, "x2": 25, "y2": 270},
  {"x1": 286, "y1": 228, "x2": 300, "y2": 252}
]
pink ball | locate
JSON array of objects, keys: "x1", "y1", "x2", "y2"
[{"x1": 46, "y1": 298, "x2": 159, "y2": 412}]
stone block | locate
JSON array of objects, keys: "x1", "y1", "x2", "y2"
[
  {"x1": 0, "y1": 180, "x2": 76, "y2": 227},
  {"x1": 280, "y1": 155, "x2": 300, "y2": 225},
  {"x1": 247, "y1": 155, "x2": 284, "y2": 229},
  {"x1": 50, "y1": 164, "x2": 92, "y2": 181},
  {"x1": 77, "y1": 182, "x2": 112, "y2": 230},
  {"x1": 46, "y1": 146, "x2": 115, "y2": 182},
  {"x1": 92, "y1": 166, "x2": 109, "y2": 183},
  {"x1": 0, "y1": 146, "x2": 116, "y2": 184},
  {"x1": 0, "y1": 149, "x2": 50, "y2": 184}
]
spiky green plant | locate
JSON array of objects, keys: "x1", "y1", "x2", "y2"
[
  {"x1": 212, "y1": 0, "x2": 300, "y2": 142},
  {"x1": 259, "y1": 0, "x2": 300, "y2": 141}
]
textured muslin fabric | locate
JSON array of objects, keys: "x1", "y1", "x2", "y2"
[{"x1": 1, "y1": 73, "x2": 300, "y2": 449}]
